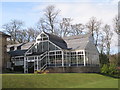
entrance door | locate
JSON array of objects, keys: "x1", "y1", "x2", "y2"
[{"x1": 28, "y1": 62, "x2": 34, "y2": 73}]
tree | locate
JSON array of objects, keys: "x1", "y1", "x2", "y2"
[
  {"x1": 2, "y1": 20, "x2": 24, "y2": 44},
  {"x1": 71, "y1": 23, "x2": 84, "y2": 36},
  {"x1": 86, "y1": 17, "x2": 101, "y2": 46},
  {"x1": 113, "y1": 15, "x2": 120, "y2": 35},
  {"x1": 37, "y1": 18, "x2": 47, "y2": 32},
  {"x1": 38, "y1": 5, "x2": 60, "y2": 34},
  {"x1": 103, "y1": 24, "x2": 113, "y2": 57},
  {"x1": 98, "y1": 33, "x2": 106, "y2": 54},
  {"x1": 16, "y1": 29, "x2": 27, "y2": 43},
  {"x1": 59, "y1": 18, "x2": 72, "y2": 37},
  {"x1": 26, "y1": 28, "x2": 40, "y2": 42}
]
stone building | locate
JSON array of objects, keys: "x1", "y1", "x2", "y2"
[{"x1": 0, "y1": 31, "x2": 10, "y2": 72}]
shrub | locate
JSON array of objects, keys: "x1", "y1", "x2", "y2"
[
  {"x1": 101, "y1": 64, "x2": 109, "y2": 74},
  {"x1": 108, "y1": 64, "x2": 117, "y2": 75},
  {"x1": 101, "y1": 64, "x2": 120, "y2": 77},
  {"x1": 34, "y1": 70, "x2": 49, "y2": 74}
]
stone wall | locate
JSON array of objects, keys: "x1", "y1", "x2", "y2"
[
  {"x1": 0, "y1": 33, "x2": 10, "y2": 72},
  {"x1": 0, "y1": 35, "x2": 2, "y2": 73},
  {"x1": 47, "y1": 66, "x2": 100, "y2": 73}
]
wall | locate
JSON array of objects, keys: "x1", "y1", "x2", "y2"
[
  {"x1": 0, "y1": 34, "x2": 10, "y2": 71},
  {"x1": 0, "y1": 35, "x2": 2, "y2": 73},
  {"x1": 47, "y1": 66, "x2": 100, "y2": 73},
  {"x1": 85, "y1": 41, "x2": 99, "y2": 65}
]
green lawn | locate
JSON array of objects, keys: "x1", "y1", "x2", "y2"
[{"x1": 1, "y1": 73, "x2": 119, "y2": 88}]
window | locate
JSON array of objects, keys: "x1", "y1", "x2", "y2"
[
  {"x1": 17, "y1": 46, "x2": 21, "y2": 50},
  {"x1": 78, "y1": 51, "x2": 83, "y2": 54},
  {"x1": 41, "y1": 34, "x2": 48, "y2": 41},
  {"x1": 10, "y1": 46, "x2": 14, "y2": 51},
  {"x1": 37, "y1": 38, "x2": 42, "y2": 41}
]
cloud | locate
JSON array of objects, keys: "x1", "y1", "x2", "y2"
[
  {"x1": 1, "y1": 1, "x2": 118, "y2": 53},
  {"x1": 33, "y1": 2, "x2": 117, "y2": 25},
  {"x1": 32, "y1": 2, "x2": 118, "y2": 53}
]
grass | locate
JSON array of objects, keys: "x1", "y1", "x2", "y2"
[{"x1": 1, "y1": 73, "x2": 119, "y2": 88}]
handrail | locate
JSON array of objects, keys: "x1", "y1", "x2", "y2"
[
  {"x1": 39, "y1": 54, "x2": 47, "y2": 61},
  {"x1": 26, "y1": 51, "x2": 48, "y2": 58},
  {"x1": 40, "y1": 64, "x2": 47, "y2": 71},
  {"x1": 26, "y1": 51, "x2": 48, "y2": 73},
  {"x1": 26, "y1": 51, "x2": 48, "y2": 60}
]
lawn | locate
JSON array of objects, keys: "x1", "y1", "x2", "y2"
[{"x1": 1, "y1": 73, "x2": 119, "y2": 88}]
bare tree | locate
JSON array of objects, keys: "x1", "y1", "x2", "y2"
[
  {"x1": 16, "y1": 29, "x2": 27, "y2": 43},
  {"x1": 26, "y1": 28, "x2": 40, "y2": 42},
  {"x1": 103, "y1": 24, "x2": 113, "y2": 57},
  {"x1": 97, "y1": 33, "x2": 106, "y2": 54},
  {"x1": 94, "y1": 22, "x2": 102, "y2": 46},
  {"x1": 37, "y1": 18, "x2": 46, "y2": 32},
  {"x1": 71, "y1": 23, "x2": 84, "y2": 36},
  {"x1": 2, "y1": 20, "x2": 24, "y2": 44},
  {"x1": 59, "y1": 18, "x2": 73, "y2": 37},
  {"x1": 113, "y1": 15, "x2": 120, "y2": 35},
  {"x1": 39, "y1": 5, "x2": 60, "y2": 34},
  {"x1": 86, "y1": 17, "x2": 101, "y2": 46}
]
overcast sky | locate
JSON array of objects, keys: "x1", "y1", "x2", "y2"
[{"x1": 0, "y1": 0, "x2": 119, "y2": 54}]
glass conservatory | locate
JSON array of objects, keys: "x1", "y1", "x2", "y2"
[{"x1": 23, "y1": 32, "x2": 88, "y2": 73}]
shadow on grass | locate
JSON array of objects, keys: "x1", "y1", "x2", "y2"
[{"x1": 97, "y1": 73, "x2": 120, "y2": 79}]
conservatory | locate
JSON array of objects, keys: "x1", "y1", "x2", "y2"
[{"x1": 21, "y1": 31, "x2": 99, "y2": 73}]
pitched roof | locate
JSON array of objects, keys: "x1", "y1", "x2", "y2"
[
  {"x1": 63, "y1": 33, "x2": 92, "y2": 50},
  {"x1": 0, "y1": 31, "x2": 10, "y2": 37},
  {"x1": 7, "y1": 43, "x2": 24, "y2": 48},
  {"x1": 8, "y1": 50, "x2": 27, "y2": 56},
  {"x1": 21, "y1": 42, "x2": 35, "y2": 50},
  {"x1": 44, "y1": 32, "x2": 68, "y2": 49},
  {"x1": 7, "y1": 32, "x2": 92, "y2": 57}
]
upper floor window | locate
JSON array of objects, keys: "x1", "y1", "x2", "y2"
[
  {"x1": 37, "y1": 38, "x2": 42, "y2": 41},
  {"x1": 41, "y1": 34, "x2": 48, "y2": 40},
  {"x1": 37, "y1": 34, "x2": 48, "y2": 42},
  {"x1": 10, "y1": 46, "x2": 14, "y2": 51}
]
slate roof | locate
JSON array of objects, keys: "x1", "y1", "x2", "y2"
[
  {"x1": 21, "y1": 42, "x2": 35, "y2": 50},
  {"x1": 7, "y1": 43, "x2": 23, "y2": 48},
  {"x1": 7, "y1": 32, "x2": 92, "y2": 56},
  {"x1": 45, "y1": 32, "x2": 68, "y2": 49},
  {"x1": 8, "y1": 50, "x2": 27, "y2": 57},
  {"x1": 63, "y1": 33, "x2": 92, "y2": 50},
  {"x1": 0, "y1": 31, "x2": 11, "y2": 37},
  {"x1": 7, "y1": 42, "x2": 35, "y2": 56}
]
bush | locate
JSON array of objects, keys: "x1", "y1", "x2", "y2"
[
  {"x1": 108, "y1": 64, "x2": 117, "y2": 75},
  {"x1": 101, "y1": 64, "x2": 119, "y2": 76},
  {"x1": 34, "y1": 70, "x2": 49, "y2": 74},
  {"x1": 101, "y1": 64, "x2": 109, "y2": 74}
]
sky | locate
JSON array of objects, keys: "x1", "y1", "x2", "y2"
[{"x1": 0, "y1": 0, "x2": 119, "y2": 54}]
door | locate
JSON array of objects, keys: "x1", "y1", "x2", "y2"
[{"x1": 28, "y1": 62, "x2": 34, "y2": 73}]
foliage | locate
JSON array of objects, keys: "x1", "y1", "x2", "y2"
[
  {"x1": 99, "y1": 53, "x2": 109, "y2": 65},
  {"x1": 101, "y1": 64, "x2": 109, "y2": 74},
  {"x1": 101, "y1": 64, "x2": 120, "y2": 77},
  {"x1": 34, "y1": 70, "x2": 49, "y2": 74},
  {"x1": 108, "y1": 64, "x2": 117, "y2": 75}
]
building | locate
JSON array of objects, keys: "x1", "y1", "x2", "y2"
[
  {"x1": 7, "y1": 31, "x2": 100, "y2": 73},
  {"x1": 0, "y1": 31, "x2": 10, "y2": 72}
]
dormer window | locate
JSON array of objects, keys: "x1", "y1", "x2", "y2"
[
  {"x1": 37, "y1": 38, "x2": 42, "y2": 41},
  {"x1": 10, "y1": 46, "x2": 14, "y2": 51},
  {"x1": 17, "y1": 46, "x2": 21, "y2": 50}
]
